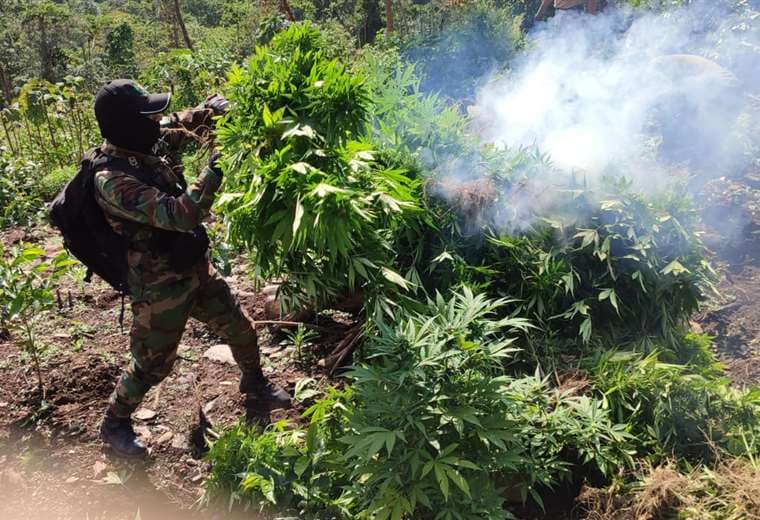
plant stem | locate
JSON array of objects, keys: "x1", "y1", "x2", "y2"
[{"x1": 24, "y1": 319, "x2": 45, "y2": 402}]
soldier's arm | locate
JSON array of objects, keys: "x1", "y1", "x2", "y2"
[
  {"x1": 94, "y1": 166, "x2": 222, "y2": 233},
  {"x1": 159, "y1": 107, "x2": 215, "y2": 152}
]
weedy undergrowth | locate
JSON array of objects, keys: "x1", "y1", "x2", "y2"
[{"x1": 0, "y1": 151, "x2": 44, "y2": 229}]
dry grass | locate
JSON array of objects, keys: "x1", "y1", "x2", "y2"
[
  {"x1": 632, "y1": 463, "x2": 689, "y2": 519},
  {"x1": 579, "y1": 458, "x2": 760, "y2": 520}
]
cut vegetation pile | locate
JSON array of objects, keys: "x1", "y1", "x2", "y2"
[{"x1": 201, "y1": 23, "x2": 760, "y2": 519}]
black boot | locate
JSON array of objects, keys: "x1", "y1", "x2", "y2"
[
  {"x1": 100, "y1": 409, "x2": 147, "y2": 458},
  {"x1": 240, "y1": 373, "x2": 292, "y2": 410}
]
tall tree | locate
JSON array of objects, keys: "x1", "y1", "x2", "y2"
[
  {"x1": 22, "y1": 1, "x2": 72, "y2": 82},
  {"x1": 172, "y1": 0, "x2": 194, "y2": 51},
  {"x1": 105, "y1": 22, "x2": 138, "y2": 78},
  {"x1": 385, "y1": 0, "x2": 394, "y2": 33}
]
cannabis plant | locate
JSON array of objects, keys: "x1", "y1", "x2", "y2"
[{"x1": 217, "y1": 23, "x2": 423, "y2": 311}]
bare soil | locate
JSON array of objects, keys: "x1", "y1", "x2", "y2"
[
  {"x1": 0, "y1": 225, "x2": 351, "y2": 520},
  {"x1": 695, "y1": 169, "x2": 760, "y2": 386}
]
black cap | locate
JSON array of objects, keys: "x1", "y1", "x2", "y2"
[{"x1": 95, "y1": 79, "x2": 171, "y2": 115}]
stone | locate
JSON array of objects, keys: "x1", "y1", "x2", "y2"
[
  {"x1": 155, "y1": 431, "x2": 174, "y2": 445},
  {"x1": 171, "y1": 434, "x2": 188, "y2": 450},
  {"x1": 202, "y1": 398, "x2": 218, "y2": 415},
  {"x1": 134, "y1": 425, "x2": 152, "y2": 440},
  {"x1": 202, "y1": 344, "x2": 236, "y2": 365},
  {"x1": 134, "y1": 408, "x2": 157, "y2": 421},
  {"x1": 65, "y1": 476, "x2": 79, "y2": 484},
  {"x1": 92, "y1": 461, "x2": 108, "y2": 479}
]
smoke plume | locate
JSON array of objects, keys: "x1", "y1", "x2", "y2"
[{"x1": 472, "y1": 0, "x2": 759, "y2": 184}]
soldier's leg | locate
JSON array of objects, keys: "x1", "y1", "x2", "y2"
[
  {"x1": 109, "y1": 277, "x2": 197, "y2": 418},
  {"x1": 189, "y1": 262, "x2": 261, "y2": 376},
  {"x1": 190, "y1": 262, "x2": 291, "y2": 410}
]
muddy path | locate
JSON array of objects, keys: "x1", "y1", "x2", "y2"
[{"x1": 0, "y1": 225, "x2": 351, "y2": 520}]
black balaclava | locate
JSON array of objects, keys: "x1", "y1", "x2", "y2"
[{"x1": 94, "y1": 79, "x2": 171, "y2": 155}]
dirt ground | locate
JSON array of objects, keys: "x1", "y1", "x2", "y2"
[
  {"x1": 0, "y1": 168, "x2": 758, "y2": 520},
  {"x1": 695, "y1": 169, "x2": 760, "y2": 386},
  {"x1": 0, "y1": 226, "x2": 350, "y2": 520}
]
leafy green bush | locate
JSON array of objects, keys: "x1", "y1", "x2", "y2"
[
  {"x1": 206, "y1": 387, "x2": 354, "y2": 517},
  {"x1": 478, "y1": 184, "x2": 717, "y2": 351},
  {"x1": 0, "y1": 151, "x2": 43, "y2": 228},
  {"x1": 1, "y1": 77, "x2": 96, "y2": 173},
  {"x1": 587, "y1": 350, "x2": 760, "y2": 462},
  {"x1": 38, "y1": 164, "x2": 75, "y2": 201},
  {"x1": 339, "y1": 288, "x2": 633, "y2": 518},
  {"x1": 217, "y1": 23, "x2": 424, "y2": 311},
  {"x1": 0, "y1": 243, "x2": 77, "y2": 398},
  {"x1": 206, "y1": 289, "x2": 634, "y2": 518},
  {"x1": 141, "y1": 42, "x2": 235, "y2": 110}
]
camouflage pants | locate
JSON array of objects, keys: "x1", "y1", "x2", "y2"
[{"x1": 109, "y1": 261, "x2": 261, "y2": 418}]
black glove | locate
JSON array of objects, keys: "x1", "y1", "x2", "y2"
[
  {"x1": 204, "y1": 94, "x2": 230, "y2": 115},
  {"x1": 208, "y1": 150, "x2": 222, "y2": 176}
]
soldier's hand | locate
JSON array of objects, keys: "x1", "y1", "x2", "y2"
[
  {"x1": 204, "y1": 94, "x2": 230, "y2": 115},
  {"x1": 208, "y1": 150, "x2": 223, "y2": 176}
]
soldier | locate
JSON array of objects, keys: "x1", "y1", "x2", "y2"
[
  {"x1": 535, "y1": 0, "x2": 601, "y2": 22},
  {"x1": 93, "y1": 79, "x2": 291, "y2": 457}
]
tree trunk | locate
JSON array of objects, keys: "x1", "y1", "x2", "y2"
[
  {"x1": 361, "y1": 0, "x2": 383, "y2": 44},
  {"x1": 0, "y1": 66, "x2": 12, "y2": 104},
  {"x1": 172, "y1": 0, "x2": 194, "y2": 51},
  {"x1": 385, "y1": 0, "x2": 394, "y2": 33},
  {"x1": 280, "y1": 0, "x2": 296, "y2": 21}
]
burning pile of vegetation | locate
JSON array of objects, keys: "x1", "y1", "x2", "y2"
[{"x1": 204, "y1": 23, "x2": 760, "y2": 519}]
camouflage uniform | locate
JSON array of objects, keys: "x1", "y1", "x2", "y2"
[{"x1": 94, "y1": 109, "x2": 262, "y2": 418}]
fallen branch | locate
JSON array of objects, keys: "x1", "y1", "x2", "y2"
[
  {"x1": 318, "y1": 322, "x2": 364, "y2": 374},
  {"x1": 252, "y1": 320, "x2": 333, "y2": 334}
]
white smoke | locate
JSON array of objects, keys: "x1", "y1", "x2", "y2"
[{"x1": 472, "y1": 0, "x2": 759, "y2": 184}]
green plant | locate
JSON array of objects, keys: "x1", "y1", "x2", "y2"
[
  {"x1": 0, "y1": 243, "x2": 76, "y2": 401},
  {"x1": 1, "y1": 77, "x2": 96, "y2": 173},
  {"x1": 205, "y1": 386, "x2": 355, "y2": 517},
  {"x1": 37, "y1": 164, "x2": 74, "y2": 201},
  {"x1": 206, "y1": 289, "x2": 634, "y2": 518},
  {"x1": 284, "y1": 323, "x2": 319, "y2": 364},
  {"x1": 456, "y1": 179, "x2": 718, "y2": 354},
  {"x1": 217, "y1": 22, "x2": 423, "y2": 311},
  {"x1": 0, "y1": 150, "x2": 43, "y2": 228},
  {"x1": 586, "y1": 350, "x2": 760, "y2": 463},
  {"x1": 338, "y1": 288, "x2": 633, "y2": 518}
]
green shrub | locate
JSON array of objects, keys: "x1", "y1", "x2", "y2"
[
  {"x1": 586, "y1": 350, "x2": 760, "y2": 462},
  {"x1": 0, "y1": 152, "x2": 43, "y2": 229},
  {"x1": 206, "y1": 387, "x2": 354, "y2": 517},
  {"x1": 217, "y1": 22, "x2": 424, "y2": 311},
  {"x1": 38, "y1": 165, "x2": 75, "y2": 201},
  {"x1": 0, "y1": 243, "x2": 77, "y2": 398},
  {"x1": 339, "y1": 288, "x2": 633, "y2": 518},
  {"x1": 206, "y1": 289, "x2": 635, "y2": 518},
  {"x1": 434, "y1": 178, "x2": 718, "y2": 353}
]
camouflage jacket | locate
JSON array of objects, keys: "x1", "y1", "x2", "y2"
[{"x1": 94, "y1": 108, "x2": 222, "y2": 282}]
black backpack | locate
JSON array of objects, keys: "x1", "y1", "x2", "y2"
[
  {"x1": 49, "y1": 149, "x2": 133, "y2": 292},
  {"x1": 49, "y1": 149, "x2": 210, "y2": 295}
]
